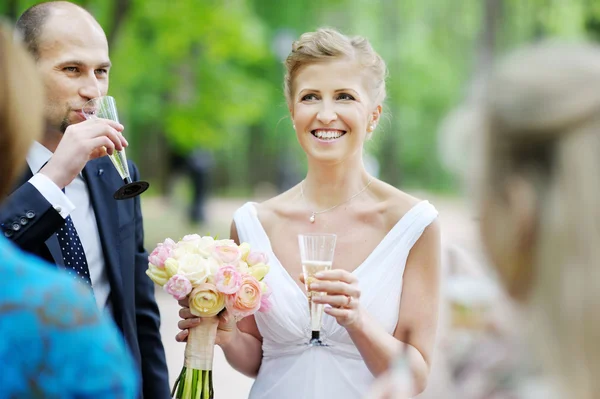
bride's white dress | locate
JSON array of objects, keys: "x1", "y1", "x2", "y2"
[{"x1": 232, "y1": 200, "x2": 438, "y2": 399}]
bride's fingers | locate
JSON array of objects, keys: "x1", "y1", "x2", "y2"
[
  {"x1": 314, "y1": 269, "x2": 357, "y2": 284},
  {"x1": 178, "y1": 297, "x2": 190, "y2": 307},
  {"x1": 324, "y1": 306, "x2": 353, "y2": 321},
  {"x1": 313, "y1": 294, "x2": 354, "y2": 308},
  {"x1": 175, "y1": 329, "x2": 189, "y2": 343},
  {"x1": 178, "y1": 317, "x2": 202, "y2": 331},
  {"x1": 179, "y1": 307, "x2": 196, "y2": 320},
  {"x1": 309, "y1": 280, "x2": 360, "y2": 298}
]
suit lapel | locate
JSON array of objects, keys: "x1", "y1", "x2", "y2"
[
  {"x1": 45, "y1": 234, "x2": 65, "y2": 267},
  {"x1": 83, "y1": 159, "x2": 125, "y2": 298}
]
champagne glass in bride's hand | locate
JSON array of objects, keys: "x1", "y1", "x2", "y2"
[
  {"x1": 298, "y1": 233, "x2": 337, "y2": 347},
  {"x1": 82, "y1": 96, "x2": 149, "y2": 200}
]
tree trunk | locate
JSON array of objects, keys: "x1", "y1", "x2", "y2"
[
  {"x1": 5, "y1": 0, "x2": 19, "y2": 20},
  {"x1": 106, "y1": 0, "x2": 131, "y2": 47},
  {"x1": 379, "y1": 0, "x2": 402, "y2": 187},
  {"x1": 470, "y1": 0, "x2": 503, "y2": 98}
]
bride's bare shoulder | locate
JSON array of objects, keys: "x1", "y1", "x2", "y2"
[
  {"x1": 370, "y1": 180, "x2": 425, "y2": 228},
  {"x1": 254, "y1": 185, "x2": 302, "y2": 226}
]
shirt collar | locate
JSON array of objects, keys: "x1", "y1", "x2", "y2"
[{"x1": 26, "y1": 141, "x2": 53, "y2": 174}]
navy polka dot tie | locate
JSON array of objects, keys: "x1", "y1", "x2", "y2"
[{"x1": 56, "y1": 215, "x2": 92, "y2": 287}]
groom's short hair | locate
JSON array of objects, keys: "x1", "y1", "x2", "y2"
[{"x1": 15, "y1": 1, "x2": 93, "y2": 60}]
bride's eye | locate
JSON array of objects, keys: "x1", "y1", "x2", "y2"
[
  {"x1": 337, "y1": 93, "x2": 355, "y2": 101},
  {"x1": 301, "y1": 93, "x2": 319, "y2": 101}
]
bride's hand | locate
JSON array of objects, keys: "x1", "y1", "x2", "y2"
[
  {"x1": 175, "y1": 297, "x2": 238, "y2": 346},
  {"x1": 300, "y1": 269, "x2": 363, "y2": 329}
]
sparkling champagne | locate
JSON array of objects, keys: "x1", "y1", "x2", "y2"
[
  {"x1": 108, "y1": 148, "x2": 130, "y2": 181},
  {"x1": 302, "y1": 260, "x2": 332, "y2": 332}
]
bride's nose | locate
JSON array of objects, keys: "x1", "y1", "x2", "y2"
[{"x1": 317, "y1": 102, "x2": 338, "y2": 125}]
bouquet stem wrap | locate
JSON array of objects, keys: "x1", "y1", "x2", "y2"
[{"x1": 172, "y1": 317, "x2": 219, "y2": 399}]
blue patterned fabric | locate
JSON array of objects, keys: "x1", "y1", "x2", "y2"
[{"x1": 0, "y1": 236, "x2": 139, "y2": 398}]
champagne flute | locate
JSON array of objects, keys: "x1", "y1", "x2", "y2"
[
  {"x1": 82, "y1": 96, "x2": 149, "y2": 200},
  {"x1": 298, "y1": 233, "x2": 337, "y2": 346}
]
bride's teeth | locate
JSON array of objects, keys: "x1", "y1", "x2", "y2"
[{"x1": 314, "y1": 130, "x2": 343, "y2": 140}]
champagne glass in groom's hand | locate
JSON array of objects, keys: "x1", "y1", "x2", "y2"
[{"x1": 82, "y1": 96, "x2": 149, "y2": 200}]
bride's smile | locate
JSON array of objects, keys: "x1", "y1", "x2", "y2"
[{"x1": 311, "y1": 129, "x2": 346, "y2": 142}]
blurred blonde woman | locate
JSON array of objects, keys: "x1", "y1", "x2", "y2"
[
  {"x1": 476, "y1": 42, "x2": 600, "y2": 399},
  {"x1": 0, "y1": 23, "x2": 138, "y2": 398},
  {"x1": 370, "y1": 41, "x2": 600, "y2": 399}
]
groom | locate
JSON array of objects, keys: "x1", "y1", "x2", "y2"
[{"x1": 0, "y1": 2, "x2": 170, "y2": 397}]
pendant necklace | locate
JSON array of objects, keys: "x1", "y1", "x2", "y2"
[{"x1": 300, "y1": 178, "x2": 373, "y2": 223}]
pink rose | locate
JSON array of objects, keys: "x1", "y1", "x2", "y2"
[
  {"x1": 246, "y1": 251, "x2": 268, "y2": 267},
  {"x1": 164, "y1": 275, "x2": 192, "y2": 300},
  {"x1": 259, "y1": 282, "x2": 272, "y2": 312},
  {"x1": 213, "y1": 245, "x2": 242, "y2": 264},
  {"x1": 259, "y1": 294, "x2": 272, "y2": 312},
  {"x1": 214, "y1": 265, "x2": 242, "y2": 294},
  {"x1": 148, "y1": 238, "x2": 176, "y2": 268},
  {"x1": 225, "y1": 275, "x2": 262, "y2": 318}
]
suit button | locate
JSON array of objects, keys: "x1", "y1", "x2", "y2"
[
  {"x1": 26, "y1": 211, "x2": 35, "y2": 219},
  {"x1": 53, "y1": 205, "x2": 62, "y2": 213},
  {"x1": 12, "y1": 223, "x2": 21, "y2": 231},
  {"x1": 20, "y1": 218, "x2": 28, "y2": 225},
  {"x1": 4, "y1": 230, "x2": 13, "y2": 238}
]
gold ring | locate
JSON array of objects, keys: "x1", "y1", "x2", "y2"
[{"x1": 345, "y1": 296, "x2": 353, "y2": 308}]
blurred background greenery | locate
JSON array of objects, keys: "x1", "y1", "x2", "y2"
[{"x1": 3, "y1": 0, "x2": 600, "y2": 242}]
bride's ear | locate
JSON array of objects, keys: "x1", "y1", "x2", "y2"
[{"x1": 370, "y1": 105, "x2": 382, "y2": 129}]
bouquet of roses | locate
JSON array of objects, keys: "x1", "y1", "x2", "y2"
[{"x1": 146, "y1": 234, "x2": 271, "y2": 399}]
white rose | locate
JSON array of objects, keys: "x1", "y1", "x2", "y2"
[
  {"x1": 175, "y1": 236, "x2": 214, "y2": 257},
  {"x1": 177, "y1": 254, "x2": 212, "y2": 285}
]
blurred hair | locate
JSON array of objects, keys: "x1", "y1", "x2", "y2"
[
  {"x1": 284, "y1": 28, "x2": 387, "y2": 109},
  {"x1": 0, "y1": 23, "x2": 44, "y2": 198},
  {"x1": 478, "y1": 42, "x2": 600, "y2": 398}
]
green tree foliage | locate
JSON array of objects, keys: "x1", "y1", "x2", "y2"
[{"x1": 2, "y1": 0, "x2": 599, "y2": 193}]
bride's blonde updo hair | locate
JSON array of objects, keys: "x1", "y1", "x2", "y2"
[
  {"x1": 284, "y1": 28, "x2": 387, "y2": 109},
  {"x1": 477, "y1": 43, "x2": 600, "y2": 398}
]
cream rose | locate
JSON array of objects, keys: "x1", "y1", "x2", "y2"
[
  {"x1": 146, "y1": 263, "x2": 170, "y2": 286},
  {"x1": 248, "y1": 263, "x2": 270, "y2": 281},
  {"x1": 189, "y1": 283, "x2": 226, "y2": 317}
]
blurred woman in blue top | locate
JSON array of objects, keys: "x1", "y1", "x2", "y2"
[{"x1": 0, "y1": 22, "x2": 138, "y2": 398}]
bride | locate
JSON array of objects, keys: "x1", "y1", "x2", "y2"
[{"x1": 177, "y1": 28, "x2": 441, "y2": 399}]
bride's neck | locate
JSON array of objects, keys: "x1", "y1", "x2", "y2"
[{"x1": 302, "y1": 163, "x2": 372, "y2": 209}]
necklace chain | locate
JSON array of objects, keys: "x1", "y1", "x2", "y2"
[{"x1": 300, "y1": 178, "x2": 373, "y2": 223}]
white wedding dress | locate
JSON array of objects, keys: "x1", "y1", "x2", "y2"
[{"x1": 232, "y1": 201, "x2": 438, "y2": 399}]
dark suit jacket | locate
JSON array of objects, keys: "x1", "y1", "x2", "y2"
[{"x1": 0, "y1": 157, "x2": 170, "y2": 399}]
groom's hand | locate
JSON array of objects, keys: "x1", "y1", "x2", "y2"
[{"x1": 40, "y1": 118, "x2": 127, "y2": 189}]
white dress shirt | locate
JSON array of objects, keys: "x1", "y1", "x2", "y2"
[{"x1": 26, "y1": 141, "x2": 111, "y2": 312}]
